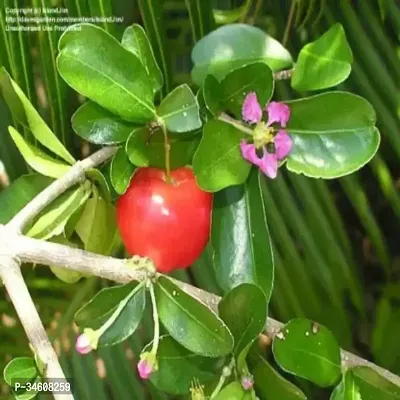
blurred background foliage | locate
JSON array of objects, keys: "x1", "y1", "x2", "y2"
[{"x1": 0, "y1": 0, "x2": 399, "y2": 398}]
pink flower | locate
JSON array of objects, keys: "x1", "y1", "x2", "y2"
[
  {"x1": 242, "y1": 92, "x2": 263, "y2": 124},
  {"x1": 241, "y1": 375, "x2": 254, "y2": 391},
  {"x1": 240, "y1": 93, "x2": 293, "y2": 179},
  {"x1": 266, "y1": 101, "x2": 291, "y2": 128},
  {"x1": 137, "y1": 359, "x2": 153, "y2": 379},
  {"x1": 75, "y1": 333, "x2": 93, "y2": 355}
]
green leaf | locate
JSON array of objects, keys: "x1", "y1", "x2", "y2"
[
  {"x1": 27, "y1": 183, "x2": 91, "y2": 240},
  {"x1": 143, "y1": 335, "x2": 215, "y2": 394},
  {"x1": 75, "y1": 282, "x2": 146, "y2": 347},
  {"x1": 272, "y1": 318, "x2": 341, "y2": 387},
  {"x1": 191, "y1": 24, "x2": 292, "y2": 85},
  {"x1": 157, "y1": 84, "x2": 201, "y2": 133},
  {"x1": 203, "y1": 74, "x2": 222, "y2": 115},
  {"x1": 155, "y1": 275, "x2": 234, "y2": 357},
  {"x1": 219, "y1": 62, "x2": 274, "y2": 119},
  {"x1": 4, "y1": 357, "x2": 38, "y2": 386},
  {"x1": 75, "y1": 190, "x2": 121, "y2": 256},
  {"x1": 249, "y1": 352, "x2": 307, "y2": 400},
  {"x1": 291, "y1": 24, "x2": 353, "y2": 91},
  {"x1": 331, "y1": 371, "x2": 362, "y2": 400},
  {"x1": 0, "y1": 68, "x2": 75, "y2": 164},
  {"x1": 192, "y1": 119, "x2": 250, "y2": 191},
  {"x1": 286, "y1": 92, "x2": 380, "y2": 179},
  {"x1": 57, "y1": 23, "x2": 156, "y2": 123},
  {"x1": 110, "y1": 148, "x2": 135, "y2": 195},
  {"x1": 72, "y1": 101, "x2": 137, "y2": 145},
  {"x1": 218, "y1": 283, "x2": 267, "y2": 371},
  {"x1": 352, "y1": 367, "x2": 400, "y2": 400},
  {"x1": 0, "y1": 174, "x2": 52, "y2": 224},
  {"x1": 122, "y1": 24, "x2": 163, "y2": 94},
  {"x1": 212, "y1": 169, "x2": 274, "y2": 297},
  {"x1": 214, "y1": 382, "x2": 253, "y2": 400},
  {"x1": 86, "y1": 169, "x2": 111, "y2": 202},
  {"x1": 126, "y1": 127, "x2": 200, "y2": 169},
  {"x1": 8, "y1": 126, "x2": 71, "y2": 178},
  {"x1": 213, "y1": 0, "x2": 251, "y2": 24}
]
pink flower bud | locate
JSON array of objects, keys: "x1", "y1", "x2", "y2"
[
  {"x1": 137, "y1": 359, "x2": 153, "y2": 379},
  {"x1": 75, "y1": 333, "x2": 93, "y2": 354},
  {"x1": 241, "y1": 375, "x2": 254, "y2": 391}
]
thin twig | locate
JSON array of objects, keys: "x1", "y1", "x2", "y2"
[
  {"x1": 0, "y1": 256, "x2": 74, "y2": 400},
  {"x1": 282, "y1": 0, "x2": 297, "y2": 47},
  {"x1": 7, "y1": 146, "x2": 118, "y2": 233}
]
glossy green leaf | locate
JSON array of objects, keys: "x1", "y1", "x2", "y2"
[
  {"x1": 292, "y1": 24, "x2": 353, "y2": 91},
  {"x1": 219, "y1": 62, "x2": 274, "y2": 119},
  {"x1": 86, "y1": 169, "x2": 111, "y2": 202},
  {"x1": 192, "y1": 119, "x2": 250, "y2": 191},
  {"x1": 218, "y1": 283, "x2": 267, "y2": 370},
  {"x1": 286, "y1": 92, "x2": 380, "y2": 178},
  {"x1": 214, "y1": 382, "x2": 253, "y2": 400},
  {"x1": 57, "y1": 23, "x2": 156, "y2": 123},
  {"x1": 0, "y1": 68, "x2": 74, "y2": 164},
  {"x1": 27, "y1": 183, "x2": 91, "y2": 240},
  {"x1": 272, "y1": 318, "x2": 341, "y2": 387},
  {"x1": 75, "y1": 282, "x2": 146, "y2": 347},
  {"x1": 75, "y1": 190, "x2": 121, "y2": 256},
  {"x1": 157, "y1": 84, "x2": 201, "y2": 133},
  {"x1": 8, "y1": 127, "x2": 71, "y2": 178},
  {"x1": 0, "y1": 174, "x2": 52, "y2": 224},
  {"x1": 191, "y1": 24, "x2": 292, "y2": 85},
  {"x1": 110, "y1": 148, "x2": 135, "y2": 195},
  {"x1": 155, "y1": 275, "x2": 234, "y2": 357},
  {"x1": 126, "y1": 127, "x2": 200, "y2": 169},
  {"x1": 4, "y1": 357, "x2": 38, "y2": 386},
  {"x1": 143, "y1": 335, "x2": 215, "y2": 394},
  {"x1": 213, "y1": 0, "x2": 251, "y2": 24},
  {"x1": 352, "y1": 367, "x2": 400, "y2": 400},
  {"x1": 203, "y1": 74, "x2": 222, "y2": 115},
  {"x1": 249, "y1": 352, "x2": 307, "y2": 400},
  {"x1": 122, "y1": 24, "x2": 163, "y2": 94},
  {"x1": 331, "y1": 371, "x2": 362, "y2": 400},
  {"x1": 212, "y1": 169, "x2": 274, "y2": 297},
  {"x1": 72, "y1": 102, "x2": 137, "y2": 145}
]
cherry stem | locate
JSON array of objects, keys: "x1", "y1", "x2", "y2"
[
  {"x1": 160, "y1": 122, "x2": 172, "y2": 183},
  {"x1": 218, "y1": 113, "x2": 253, "y2": 135},
  {"x1": 149, "y1": 282, "x2": 160, "y2": 355}
]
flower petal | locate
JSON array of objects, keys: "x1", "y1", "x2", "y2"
[
  {"x1": 75, "y1": 334, "x2": 93, "y2": 355},
  {"x1": 242, "y1": 92, "x2": 262, "y2": 124},
  {"x1": 259, "y1": 151, "x2": 278, "y2": 179},
  {"x1": 266, "y1": 101, "x2": 291, "y2": 127},
  {"x1": 240, "y1": 141, "x2": 259, "y2": 165},
  {"x1": 274, "y1": 130, "x2": 293, "y2": 159},
  {"x1": 137, "y1": 359, "x2": 153, "y2": 380}
]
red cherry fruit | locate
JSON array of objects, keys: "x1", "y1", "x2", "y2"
[{"x1": 116, "y1": 167, "x2": 213, "y2": 273}]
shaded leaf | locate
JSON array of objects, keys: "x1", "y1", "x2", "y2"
[
  {"x1": 110, "y1": 148, "x2": 135, "y2": 195},
  {"x1": 126, "y1": 127, "x2": 200, "y2": 169},
  {"x1": 292, "y1": 24, "x2": 353, "y2": 91},
  {"x1": 57, "y1": 24, "x2": 156, "y2": 123},
  {"x1": 72, "y1": 101, "x2": 136, "y2": 145},
  {"x1": 8, "y1": 126, "x2": 71, "y2": 178},
  {"x1": 218, "y1": 283, "x2": 267, "y2": 371},
  {"x1": 155, "y1": 275, "x2": 234, "y2": 357},
  {"x1": 214, "y1": 382, "x2": 253, "y2": 399},
  {"x1": 192, "y1": 119, "x2": 250, "y2": 192},
  {"x1": 143, "y1": 335, "x2": 215, "y2": 394},
  {"x1": 286, "y1": 92, "x2": 380, "y2": 179},
  {"x1": 157, "y1": 84, "x2": 201, "y2": 133},
  {"x1": 331, "y1": 370, "x2": 362, "y2": 400},
  {"x1": 0, "y1": 174, "x2": 52, "y2": 224},
  {"x1": 212, "y1": 169, "x2": 274, "y2": 297},
  {"x1": 272, "y1": 319, "x2": 341, "y2": 387},
  {"x1": 122, "y1": 24, "x2": 163, "y2": 94},
  {"x1": 191, "y1": 24, "x2": 292, "y2": 85},
  {"x1": 75, "y1": 282, "x2": 146, "y2": 347}
]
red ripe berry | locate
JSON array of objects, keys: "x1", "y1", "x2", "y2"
[{"x1": 116, "y1": 167, "x2": 212, "y2": 273}]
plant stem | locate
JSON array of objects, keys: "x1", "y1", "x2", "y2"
[
  {"x1": 161, "y1": 123, "x2": 172, "y2": 183},
  {"x1": 282, "y1": 0, "x2": 297, "y2": 47},
  {"x1": 218, "y1": 113, "x2": 254, "y2": 135},
  {"x1": 149, "y1": 282, "x2": 160, "y2": 355},
  {"x1": 210, "y1": 359, "x2": 234, "y2": 399}
]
